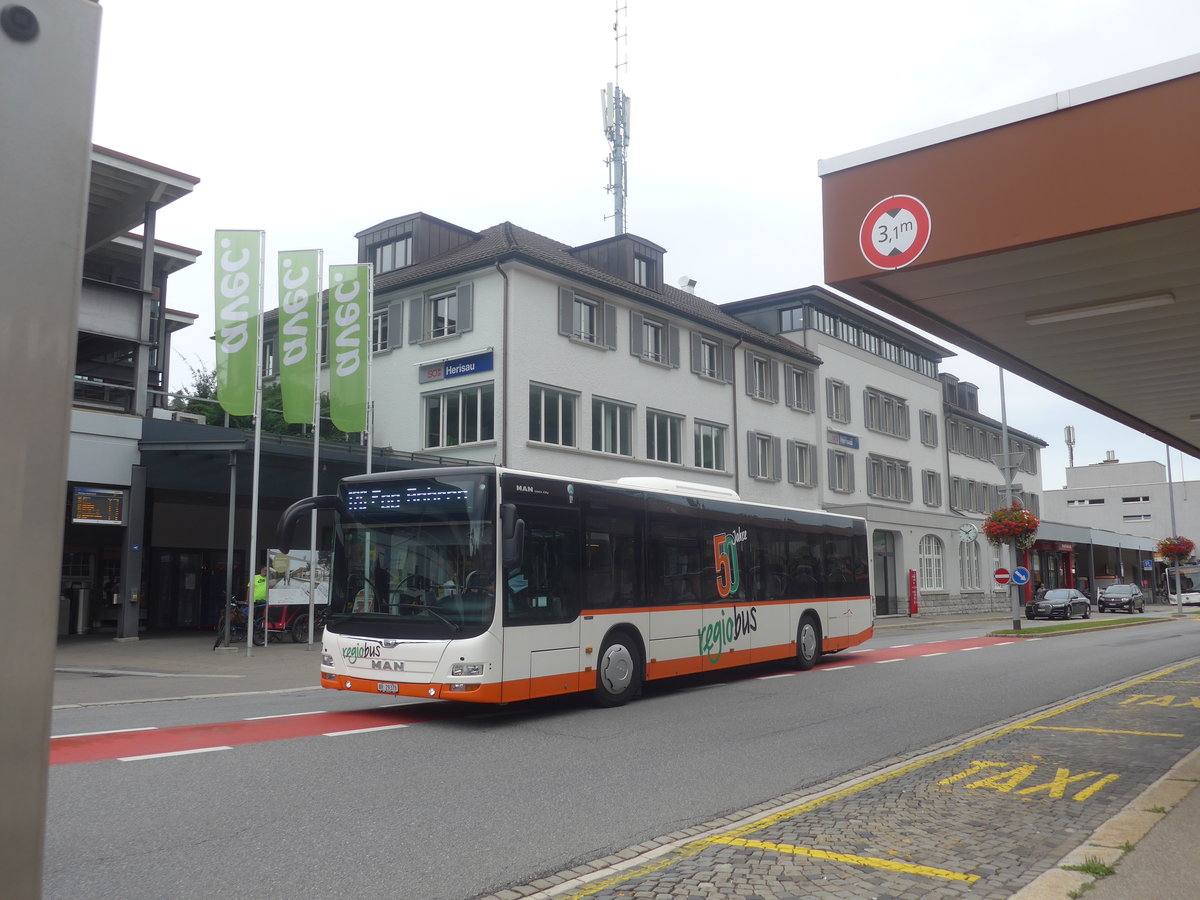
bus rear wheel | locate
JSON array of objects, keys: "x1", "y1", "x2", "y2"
[
  {"x1": 594, "y1": 632, "x2": 642, "y2": 707},
  {"x1": 795, "y1": 615, "x2": 822, "y2": 670}
]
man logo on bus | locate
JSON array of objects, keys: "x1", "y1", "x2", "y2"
[{"x1": 712, "y1": 528, "x2": 747, "y2": 598}]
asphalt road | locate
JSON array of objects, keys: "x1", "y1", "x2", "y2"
[{"x1": 44, "y1": 615, "x2": 1200, "y2": 899}]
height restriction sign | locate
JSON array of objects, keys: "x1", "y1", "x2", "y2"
[{"x1": 859, "y1": 194, "x2": 932, "y2": 270}]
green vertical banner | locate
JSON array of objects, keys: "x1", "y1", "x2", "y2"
[
  {"x1": 327, "y1": 263, "x2": 371, "y2": 433},
  {"x1": 213, "y1": 230, "x2": 264, "y2": 416},
  {"x1": 277, "y1": 250, "x2": 321, "y2": 424}
]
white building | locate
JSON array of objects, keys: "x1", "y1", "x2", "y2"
[
  {"x1": 1043, "y1": 456, "x2": 1200, "y2": 548},
  {"x1": 268, "y1": 214, "x2": 1062, "y2": 616}
]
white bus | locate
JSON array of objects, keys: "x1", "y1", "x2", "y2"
[{"x1": 276, "y1": 466, "x2": 873, "y2": 706}]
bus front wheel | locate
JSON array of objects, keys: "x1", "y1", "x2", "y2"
[
  {"x1": 594, "y1": 632, "x2": 642, "y2": 707},
  {"x1": 795, "y1": 615, "x2": 822, "y2": 670}
]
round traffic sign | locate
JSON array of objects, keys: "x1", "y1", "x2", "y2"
[
  {"x1": 859, "y1": 194, "x2": 932, "y2": 270},
  {"x1": 994, "y1": 568, "x2": 1011, "y2": 586},
  {"x1": 1012, "y1": 567, "x2": 1031, "y2": 586}
]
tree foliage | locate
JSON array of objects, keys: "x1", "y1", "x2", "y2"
[{"x1": 171, "y1": 356, "x2": 351, "y2": 440}]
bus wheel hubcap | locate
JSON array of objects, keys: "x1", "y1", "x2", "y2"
[
  {"x1": 601, "y1": 644, "x2": 633, "y2": 693},
  {"x1": 800, "y1": 624, "x2": 817, "y2": 659}
]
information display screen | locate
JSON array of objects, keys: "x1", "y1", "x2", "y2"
[{"x1": 71, "y1": 487, "x2": 126, "y2": 525}]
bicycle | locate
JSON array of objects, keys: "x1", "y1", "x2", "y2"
[
  {"x1": 288, "y1": 604, "x2": 328, "y2": 644},
  {"x1": 212, "y1": 602, "x2": 267, "y2": 649}
]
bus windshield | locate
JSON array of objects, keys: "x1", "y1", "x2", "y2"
[{"x1": 328, "y1": 473, "x2": 496, "y2": 640}]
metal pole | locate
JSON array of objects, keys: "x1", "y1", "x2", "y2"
[
  {"x1": 999, "y1": 368, "x2": 1020, "y2": 630},
  {"x1": 307, "y1": 255, "x2": 324, "y2": 648},
  {"x1": 219, "y1": 450, "x2": 237, "y2": 649},
  {"x1": 1167, "y1": 445, "x2": 1182, "y2": 614}
]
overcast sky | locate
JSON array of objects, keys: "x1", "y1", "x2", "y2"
[{"x1": 91, "y1": 0, "x2": 1200, "y2": 490}]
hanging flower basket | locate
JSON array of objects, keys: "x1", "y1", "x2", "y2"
[
  {"x1": 982, "y1": 502, "x2": 1040, "y2": 550},
  {"x1": 1156, "y1": 535, "x2": 1195, "y2": 564}
]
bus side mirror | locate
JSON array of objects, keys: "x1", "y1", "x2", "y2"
[
  {"x1": 276, "y1": 494, "x2": 344, "y2": 552},
  {"x1": 501, "y1": 503, "x2": 524, "y2": 569}
]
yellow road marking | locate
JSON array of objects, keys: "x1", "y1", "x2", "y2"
[
  {"x1": 1020, "y1": 725, "x2": 1185, "y2": 738},
  {"x1": 552, "y1": 658, "x2": 1200, "y2": 900},
  {"x1": 709, "y1": 837, "x2": 980, "y2": 883}
]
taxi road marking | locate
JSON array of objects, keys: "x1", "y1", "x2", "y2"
[
  {"x1": 708, "y1": 836, "x2": 979, "y2": 884},
  {"x1": 550, "y1": 657, "x2": 1200, "y2": 900}
]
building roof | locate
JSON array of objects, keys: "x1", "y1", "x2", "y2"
[{"x1": 372, "y1": 220, "x2": 824, "y2": 366}]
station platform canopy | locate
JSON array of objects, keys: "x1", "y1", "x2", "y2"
[{"x1": 820, "y1": 55, "x2": 1200, "y2": 461}]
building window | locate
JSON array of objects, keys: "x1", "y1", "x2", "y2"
[
  {"x1": 827, "y1": 448, "x2": 854, "y2": 493},
  {"x1": 788, "y1": 440, "x2": 815, "y2": 486},
  {"x1": 529, "y1": 384, "x2": 577, "y2": 446},
  {"x1": 372, "y1": 234, "x2": 412, "y2": 274},
  {"x1": 592, "y1": 397, "x2": 633, "y2": 456},
  {"x1": 1123, "y1": 514, "x2": 1152, "y2": 522},
  {"x1": 780, "y1": 306, "x2": 804, "y2": 332},
  {"x1": 918, "y1": 534, "x2": 944, "y2": 591},
  {"x1": 922, "y1": 469, "x2": 941, "y2": 506},
  {"x1": 425, "y1": 383, "x2": 494, "y2": 449},
  {"x1": 1068, "y1": 498, "x2": 1106, "y2": 507},
  {"x1": 1123, "y1": 495, "x2": 1150, "y2": 504},
  {"x1": 558, "y1": 288, "x2": 615, "y2": 349},
  {"x1": 694, "y1": 421, "x2": 727, "y2": 471},
  {"x1": 646, "y1": 409, "x2": 682, "y2": 464},
  {"x1": 866, "y1": 454, "x2": 912, "y2": 502},
  {"x1": 864, "y1": 388, "x2": 910, "y2": 438},
  {"x1": 785, "y1": 365, "x2": 815, "y2": 412},
  {"x1": 826, "y1": 379, "x2": 851, "y2": 423},
  {"x1": 747, "y1": 432, "x2": 781, "y2": 482},
  {"x1": 410, "y1": 284, "x2": 473, "y2": 344},
  {"x1": 919, "y1": 410, "x2": 938, "y2": 447},
  {"x1": 633, "y1": 254, "x2": 653, "y2": 288},
  {"x1": 745, "y1": 352, "x2": 777, "y2": 401},
  {"x1": 371, "y1": 308, "x2": 389, "y2": 352},
  {"x1": 629, "y1": 312, "x2": 679, "y2": 366},
  {"x1": 690, "y1": 333, "x2": 732, "y2": 382},
  {"x1": 960, "y1": 540, "x2": 982, "y2": 591},
  {"x1": 262, "y1": 339, "x2": 275, "y2": 377}
]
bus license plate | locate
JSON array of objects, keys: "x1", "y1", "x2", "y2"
[{"x1": 377, "y1": 683, "x2": 399, "y2": 694}]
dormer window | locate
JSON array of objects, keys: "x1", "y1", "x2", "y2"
[
  {"x1": 373, "y1": 234, "x2": 412, "y2": 274},
  {"x1": 634, "y1": 254, "x2": 653, "y2": 288}
]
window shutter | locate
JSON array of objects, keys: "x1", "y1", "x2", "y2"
[
  {"x1": 558, "y1": 287, "x2": 573, "y2": 336},
  {"x1": 668, "y1": 325, "x2": 680, "y2": 368},
  {"x1": 456, "y1": 283, "x2": 473, "y2": 334},
  {"x1": 721, "y1": 342, "x2": 734, "y2": 383},
  {"x1": 827, "y1": 449, "x2": 836, "y2": 488},
  {"x1": 787, "y1": 440, "x2": 798, "y2": 484},
  {"x1": 388, "y1": 300, "x2": 404, "y2": 348},
  {"x1": 846, "y1": 455, "x2": 855, "y2": 492},
  {"x1": 744, "y1": 351, "x2": 754, "y2": 397},
  {"x1": 629, "y1": 311, "x2": 643, "y2": 357},
  {"x1": 785, "y1": 367, "x2": 796, "y2": 407},
  {"x1": 826, "y1": 379, "x2": 834, "y2": 412},
  {"x1": 603, "y1": 302, "x2": 617, "y2": 350},
  {"x1": 771, "y1": 436, "x2": 782, "y2": 482},
  {"x1": 769, "y1": 359, "x2": 779, "y2": 402},
  {"x1": 690, "y1": 332, "x2": 701, "y2": 374},
  {"x1": 746, "y1": 432, "x2": 759, "y2": 478},
  {"x1": 409, "y1": 295, "x2": 424, "y2": 344}
]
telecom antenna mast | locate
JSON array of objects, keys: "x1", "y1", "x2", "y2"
[{"x1": 602, "y1": 2, "x2": 630, "y2": 234}]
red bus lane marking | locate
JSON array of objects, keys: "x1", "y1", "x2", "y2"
[
  {"x1": 820, "y1": 636, "x2": 1022, "y2": 671},
  {"x1": 50, "y1": 703, "x2": 456, "y2": 766}
]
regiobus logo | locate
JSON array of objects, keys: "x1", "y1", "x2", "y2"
[{"x1": 712, "y1": 527, "x2": 748, "y2": 599}]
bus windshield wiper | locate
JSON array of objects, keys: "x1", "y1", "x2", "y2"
[{"x1": 392, "y1": 603, "x2": 462, "y2": 633}]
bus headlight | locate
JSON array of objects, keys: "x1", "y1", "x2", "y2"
[
  {"x1": 321, "y1": 653, "x2": 334, "y2": 666},
  {"x1": 451, "y1": 662, "x2": 484, "y2": 677}
]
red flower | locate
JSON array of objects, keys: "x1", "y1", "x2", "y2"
[
  {"x1": 982, "y1": 502, "x2": 1040, "y2": 550},
  {"x1": 1156, "y1": 536, "x2": 1195, "y2": 562}
]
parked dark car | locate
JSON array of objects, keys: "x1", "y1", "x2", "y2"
[
  {"x1": 1097, "y1": 584, "x2": 1145, "y2": 614},
  {"x1": 1026, "y1": 588, "x2": 1091, "y2": 620}
]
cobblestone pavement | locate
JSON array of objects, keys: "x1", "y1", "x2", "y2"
[{"x1": 476, "y1": 658, "x2": 1200, "y2": 900}]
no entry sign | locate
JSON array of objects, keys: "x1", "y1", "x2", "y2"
[
  {"x1": 859, "y1": 194, "x2": 932, "y2": 270},
  {"x1": 994, "y1": 568, "x2": 1011, "y2": 586}
]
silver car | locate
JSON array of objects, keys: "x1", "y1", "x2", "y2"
[{"x1": 1026, "y1": 588, "x2": 1091, "y2": 620}]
